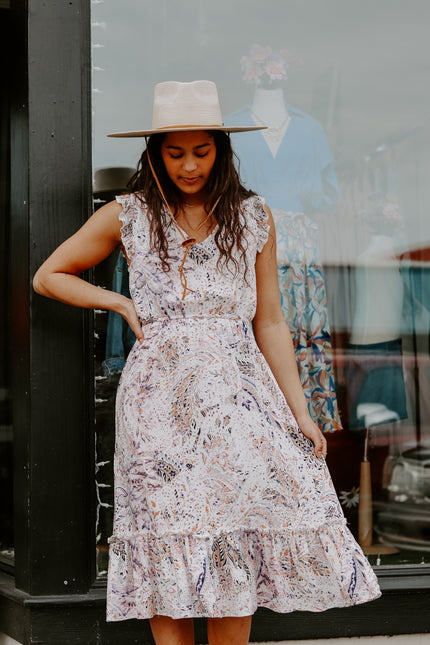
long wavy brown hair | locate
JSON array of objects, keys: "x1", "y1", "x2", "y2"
[{"x1": 127, "y1": 131, "x2": 255, "y2": 273}]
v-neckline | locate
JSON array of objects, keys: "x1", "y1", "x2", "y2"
[
  {"x1": 235, "y1": 102, "x2": 296, "y2": 161},
  {"x1": 255, "y1": 112, "x2": 294, "y2": 160},
  {"x1": 172, "y1": 220, "x2": 217, "y2": 246},
  {"x1": 161, "y1": 204, "x2": 218, "y2": 246}
]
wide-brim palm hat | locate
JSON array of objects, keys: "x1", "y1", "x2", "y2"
[{"x1": 108, "y1": 80, "x2": 265, "y2": 137}]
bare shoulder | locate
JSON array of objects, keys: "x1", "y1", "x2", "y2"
[
  {"x1": 263, "y1": 202, "x2": 274, "y2": 226},
  {"x1": 255, "y1": 200, "x2": 276, "y2": 256},
  {"x1": 84, "y1": 199, "x2": 124, "y2": 242}
]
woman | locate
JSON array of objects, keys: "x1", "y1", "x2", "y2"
[{"x1": 34, "y1": 81, "x2": 380, "y2": 645}]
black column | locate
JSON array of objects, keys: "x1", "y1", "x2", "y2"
[{"x1": 10, "y1": 0, "x2": 94, "y2": 595}]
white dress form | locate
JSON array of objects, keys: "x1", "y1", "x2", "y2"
[
  {"x1": 350, "y1": 234, "x2": 404, "y2": 345},
  {"x1": 251, "y1": 88, "x2": 291, "y2": 157}
]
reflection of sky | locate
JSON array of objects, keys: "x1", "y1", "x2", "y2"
[{"x1": 91, "y1": 0, "x2": 430, "y2": 251}]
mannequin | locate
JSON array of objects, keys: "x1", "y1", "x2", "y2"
[
  {"x1": 250, "y1": 87, "x2": 291, "y2": 157},
  {"x1": 227, "y1": 83, "x2": 342, "y2": 433},
  {"x1": 346, "y1": 232, "x2": 407, "y2": 430},
  {"x1": 350, "y1": 234, "x2": 403, "y2": 345}
]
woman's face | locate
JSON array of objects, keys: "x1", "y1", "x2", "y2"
[{"x1": 160, "y1": 130, "x2": 216, "y2": 202}]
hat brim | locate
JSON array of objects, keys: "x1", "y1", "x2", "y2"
[{"x1": 107, "y1": 125, "x2": 266, "y2": 138}]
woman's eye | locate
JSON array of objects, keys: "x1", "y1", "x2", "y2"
[
  {"x1": 195, "y1": 152, "x2": 209, "y2": 158},
  {"x1": 170, "y1": 154, "x2": 182, "y2": 159}
]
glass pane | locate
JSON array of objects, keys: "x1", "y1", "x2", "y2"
[{"x1": 91, "y1": 0, "x2": 430, "y2": 572}]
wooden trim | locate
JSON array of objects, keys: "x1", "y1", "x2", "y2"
[
  {"x1": 1, "y1": 571, "x2": 430, "y2": 644},
  {"x1": 9, "y1": 0, "x2": 94, "y2": 595}
]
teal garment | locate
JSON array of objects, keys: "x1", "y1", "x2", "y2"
[
  {"x1": 227, "y1": 103, "x2": 338, "y2": 213},
  {"x1": 345, "y1": 339, "x2": 407, "y2": 431},
  {"x1": 103, "y1": 252, "x2": 136, "y2": 376}
]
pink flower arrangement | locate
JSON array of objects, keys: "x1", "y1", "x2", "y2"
[{"x1": 241, "y1": 44, "x2": 303, "y2": 86}]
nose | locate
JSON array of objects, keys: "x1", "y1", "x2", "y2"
[{"x1": 182, "y1": 155, "x2": 197, "y2": 172}]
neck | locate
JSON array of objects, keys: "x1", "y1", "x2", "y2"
[
  {"x1": 181, "y1": 198, "x2": 204, "y2": 208},
  {"x1": 252, "y1": 87, "x2": 288, "y2": 128},
  {"x1": 177, "y1": 187, "x2": 209, "y2": 208}
]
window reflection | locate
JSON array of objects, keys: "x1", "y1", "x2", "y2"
[
  {"x1": 92, "y1": 168, "x2": 135, "y2": 575},
  {"x1": 91, "y1": 0, "x2": 430, "y2": 572}
]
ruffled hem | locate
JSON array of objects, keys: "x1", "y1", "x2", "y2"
[{"x1": 106, "y1": 523, "x2": 381, "y2": 621}]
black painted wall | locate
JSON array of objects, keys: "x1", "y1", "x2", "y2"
[
  {"x1": 9, "y1": 0, "x2": 94, "y2": 596},
  {"x1": 0, "y1": 6, "x2": 13, "y2": 558}
]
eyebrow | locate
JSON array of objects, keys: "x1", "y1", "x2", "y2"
[{"x1": 165, "y1": 142, "x2": 211, "y2": 151}]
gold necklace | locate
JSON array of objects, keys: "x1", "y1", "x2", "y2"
[
  {"x1": 179, "y1": 204, "x2": 211, "y2": 237},
  {"x1": 146, "y1": 148, "x2": 221, "y2": 299},
  {"x1": 177, "y1": 204, "x2": 218, "y2": 247}
]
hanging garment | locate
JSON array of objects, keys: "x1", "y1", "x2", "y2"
[
  {"x1": 345, "y1": 339, "x2": 408, "y2": 430},
  {"x1": 103, "y1": 252, "x2": 136, "y2": 376},
  {"x1": 274, "y1": 210, "x2": 342, "y2": 432}
]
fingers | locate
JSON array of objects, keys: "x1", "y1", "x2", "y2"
[
  {"x1": 132, "y1": 324, "x2": 144, "y2": 344},
  {"x1": 315, "y1": 434, "x2": 327, "y2": 460},
  {"x1": 297, "y1": 416, "x2": 327, "y2": 459},
  {"x1": 121, "y1": 298, "x2": 144, "y2": 344},
  {"x1": 128, "y1": 316, "x2": 144, "y2": 344}
]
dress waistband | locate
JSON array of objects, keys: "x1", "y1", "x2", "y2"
[
  {"x1": 139, "y1": 316, "x2": 253, "y2": 341},
  {"x1": 142, "y1": 316, "x2": 251, "y2": 327}
]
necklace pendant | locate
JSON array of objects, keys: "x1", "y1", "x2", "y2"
[{"x1": 182, "y1": 238, "x2": 196, "y2": 248}]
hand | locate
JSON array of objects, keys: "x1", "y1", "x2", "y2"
[
  {"x1": 296, "y1": 414, "x2": 327, "y2": 459},
  {"x1": 117, "y1": 296, "x2": 144, "y2": 344}
]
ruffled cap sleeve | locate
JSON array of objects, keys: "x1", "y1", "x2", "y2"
[
  {"x1": 245, "y1": 195, "x2": 270, "y2": 252},
  {"x1": 116, "y1": 193, "x2": 138, "y2": 260}
]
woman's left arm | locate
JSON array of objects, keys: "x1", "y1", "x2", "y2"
[{"x1": 252, "y1": 206, "x2": 327, "y2": 459}]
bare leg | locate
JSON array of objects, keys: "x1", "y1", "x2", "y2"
[
  {"x1": 207, "y1": 615, "x2": 252, "y2": 645},
  {"x1": 149, "y1": 615, "x2": 195, "y2": 645}
]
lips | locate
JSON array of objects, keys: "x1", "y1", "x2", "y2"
[{"x1": 180, "y1": 177, "x2": 200, "y2": 185}]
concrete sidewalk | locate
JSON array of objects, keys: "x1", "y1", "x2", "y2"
[
  {"x1": 250, "y1": 637, "x2": 430, "y2": 645},
  {"x1": 2, "y1": 633, "x2": 429, "y2": 645}
]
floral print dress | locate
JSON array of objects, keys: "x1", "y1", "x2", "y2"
[
  {"x1": 274, "y1": 209, "x2": 343, "y2": 433},
  {"x1": 106, "y1": 193, "x2": 380, "y2": 621}
]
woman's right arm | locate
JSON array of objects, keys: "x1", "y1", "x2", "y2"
[{"x1": 33, "y1": 200, "x2": 144, "y2": 342}]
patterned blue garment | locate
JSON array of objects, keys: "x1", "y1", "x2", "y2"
[{"x1": 227, "y1": 104, "x2": 342, "y2": 433}]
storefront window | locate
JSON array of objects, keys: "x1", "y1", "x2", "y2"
[{"x1": 91, "y1": 0, "x2": 430, "y2": 575}]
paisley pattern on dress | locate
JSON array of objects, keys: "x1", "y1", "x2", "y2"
[{"x1": 106, "y1": 193, "x2": 380, "y2": 621}]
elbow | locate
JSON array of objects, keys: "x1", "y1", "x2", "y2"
[
  {"x1": 252, "y1": 314, "x2": 285, "y2": 334},
  {"x1": 33, "y1": 267, "x2": 49, "y2": 296}
]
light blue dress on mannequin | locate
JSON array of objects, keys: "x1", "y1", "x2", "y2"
[{"x1": 227, "y1": 103, "x2": 342, "y2": 433}]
